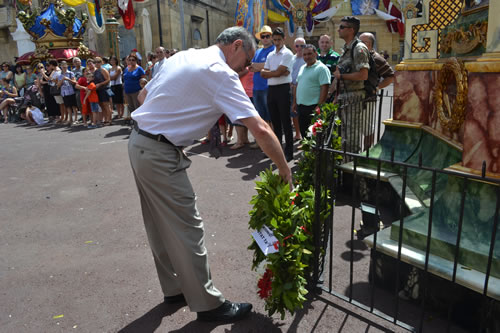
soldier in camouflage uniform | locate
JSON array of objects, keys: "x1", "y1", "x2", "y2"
[{"x1": 333, "y1": 16, "x2": 370, "y2": 154}]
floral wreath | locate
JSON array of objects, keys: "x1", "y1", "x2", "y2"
[{"x1": 248, "y1": 102, "x2": 341, "y2": 319}]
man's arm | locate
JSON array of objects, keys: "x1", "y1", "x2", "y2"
[
  {"x1": 240, "y1": 116, "x2": 292, "y2": 185},
  {"x1": 260, "y1": 65, "x2": 290, "y2": 79},
  {"x1": 378, "y1": 76, "x2": 394, "y2": 89},
  {"x1": 249, "y1": 62, "x2": 265, "y2": 72},
  {"x1": 319, "y1": 84, "x2": 329, "y2": 104},
  {"x1": 137, "y1": 87, "x2": 148, "y2": 105},
  {"x1": 291, "y1": 83, "x2": 297, "y2": 113},
  {"x1": 333, "y1": 67, "x2": 368, "y2": 81}
]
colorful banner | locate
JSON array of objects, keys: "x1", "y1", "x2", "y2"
[
  {"x1": 351, "y1": 0, "x2": 379, "y2": 15},
  {"x1": 235, "y1": 0, "x2": 266, "y2": 35}
]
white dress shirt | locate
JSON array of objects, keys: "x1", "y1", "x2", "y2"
[
  {"x1": 132, "y1": 46, "x2": 258, "y2": 147},
  {"x1": 264, "y1": 46, "x2": 293, "y2": 86}
]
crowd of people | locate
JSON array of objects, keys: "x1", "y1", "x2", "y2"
[
  {"x1": 1, "y1": 16, "x2": 393, "y2": 156},
  {"x1": 0, "y1": 48, "x2": 179, "y2": 127}
]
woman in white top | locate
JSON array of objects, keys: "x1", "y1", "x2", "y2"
[
  {"x1": 23, "y1": 101, "x2": 47, "y2": 125},
  {"x1": 109, "y1": 55, "x2": 124, "y2": 119}
]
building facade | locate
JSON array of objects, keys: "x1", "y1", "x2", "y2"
[{"x1": 0, "y1": 0, "x2": 237, "y2": 65}]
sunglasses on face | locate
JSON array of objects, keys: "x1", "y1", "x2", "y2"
[
  {"x1": 260, "y1": 34, "x2": 271, "y2": 39},
  {"x1": 295, "y1": 44, "x2": 306, "y2": 48},
  {"x1": 339, "y1": 25, "x2": 351, "y2": 30}
]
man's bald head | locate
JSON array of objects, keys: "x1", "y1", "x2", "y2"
[
  {"x1": 155, "y1": 46, "x2": 166, "y2": 60},
  {"x1": 359, "y1": 33, "x2": 376, "y2": 51}
]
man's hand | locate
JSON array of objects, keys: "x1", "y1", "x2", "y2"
[
  {"x1": 333, "y1": 67, "x2": 341, "y2": 80},
  {"x1": 241, "y1": 116, "x2": 292, "y2": 187}
]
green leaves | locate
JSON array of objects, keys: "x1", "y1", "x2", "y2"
[{"x1": 248, "y1": 103, "x2": 341, "y2": 319}]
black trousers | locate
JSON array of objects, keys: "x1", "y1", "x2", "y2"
[
  {"x1": 268, "y1": 83, "x2": 293, "y2": 157},
  {"x1": 297, "y1": 104, "x2": 317, "y2": 139}
]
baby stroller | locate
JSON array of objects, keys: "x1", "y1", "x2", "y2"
[{"x1": 7, "y1": 85, "x2": 45, "y2": 123}]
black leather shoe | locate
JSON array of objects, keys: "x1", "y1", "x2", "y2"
[
  {"x1": 286, "y1": 153, "x2": 294, "y2": 162},
  {"x1": 197, "y1": 300, "x2": 252, "y2": 322},
  {"x1": 164, "y1": 294, "x2": 186, "y2": 304}
]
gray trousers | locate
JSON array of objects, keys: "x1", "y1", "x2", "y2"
[{"x1": 128, "y1": 129, "x2": 224, "y2": 312}]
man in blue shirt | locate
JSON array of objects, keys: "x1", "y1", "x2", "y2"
[{"x1": 249, "y1": 25, "x2": 275, "y2": 148}]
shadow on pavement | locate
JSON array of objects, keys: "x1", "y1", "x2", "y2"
[
  {"x1": 119, "y1": 303, "x2": 283, "y2": 333},
  {"x1": 118, "y1": 302, "x2": 186, "y2": 333},
  {"x1": 312, "y1": 293, "x2": 394, "y2": 333},
  {"x1": 104, "y1": 127, "x2": 132, "y2": 138},
  {"x1": 170, "y1": 312, "x2": 283, "y2": 333}
]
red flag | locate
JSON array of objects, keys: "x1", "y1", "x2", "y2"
[
  {"x1": 119, "y1": 0, "x2": 135, "y2": 30},
  {"x1": 383, "y1": 0, "x2": 402, "y2": 21},
  {"x1": 382, "y1": 0, "x2": 404, "y2": 36}
]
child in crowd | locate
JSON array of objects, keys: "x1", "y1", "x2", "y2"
[
  {"x1": 139, "y1": 77, "x2": 148, "y2": 89},
  {"x1": 83, "y1": 72, "x2": 100, "y2": 128},
  {"x1": 23, "y1": 101, "x2": 46, "y2": 125},
  {"x1": 75, "y1": 68, "x2": 90, "y2": 126}
]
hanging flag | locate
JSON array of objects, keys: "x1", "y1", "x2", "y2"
[
  {"x1": 382, "y1": 0, "x2": 404, "y2": 36},
  {"x1": 118, "y1": 0, "x2": 128, "y2": 11},
  {"x1": 118, "y1": 0, "x2": 135, "y2": 30},
  {"x1": 94, "y1": 0, "x2": 103, "y2": 26},
  {"x1": 351, "y1": 0, "x2": 379, "y2": 15},
  {"x1": 235, "y1": 0, "x2": 250, "y2": 27},
  {"x1": 312, "y1": 3, "x2": 342, "y2": 22}
]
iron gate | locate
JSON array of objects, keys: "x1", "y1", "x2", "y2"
[{"x1": 309, "y1": 97, "x2": 500, "y2": 332}]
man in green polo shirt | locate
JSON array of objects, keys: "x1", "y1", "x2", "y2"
[
  {"x1": 317, "y1": 34, "x2": 340, "y2": 75},
  {"x1": 293, "y1": 45, "x2": 331, "y2": 138}
]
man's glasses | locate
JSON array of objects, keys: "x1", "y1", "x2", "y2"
[
  {"x1": 339, "y1": 25, "x2": 351, "y2": 30},
  {"x1": 260, "y1": 34, "x2": 271, "y2": 39},
  {"x1": 242, "y1": 47, "x2": 252, "y2": 67},
  {"x1": 295, "y1": 44, "x2": 306, "y2": 48}
]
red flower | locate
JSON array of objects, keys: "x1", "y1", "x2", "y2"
[
  {"x1": 315, "y1": 107, "x2": 321, "y2": 115},
  {"x1": 257, "y1": 268, "x2": 273, "y2": 299}
]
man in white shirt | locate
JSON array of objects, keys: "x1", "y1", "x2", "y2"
[
  {"x1": 261, "y1": 27, "x2": 294, "y2": 161},
  {"x1": 129, "y1": 27, "x2": 291, "y2": 323},
  {"x1": 150, "y1": 46, "x2": 167, "y2": 79}
]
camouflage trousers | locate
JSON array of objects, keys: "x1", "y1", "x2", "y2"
[{"x1": 339, "y1": 90, "x2": 366, "y2": 154}]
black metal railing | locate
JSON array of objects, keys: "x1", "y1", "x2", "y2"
[
  {"x1": 335, "y1": 90, "x2": 393, "y2": 161},
  {"x1": 311, "y1": 125, "x2": 499, "y2": 332}
]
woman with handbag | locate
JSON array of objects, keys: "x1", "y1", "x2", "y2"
[
  {"x1": 59, "y1": 61, "x2": 79, "y2": 125},
  {"x1": 49, "y1": 60, "x2": 66, "y2": 124},
  {"x1": 39, "y1": 62, "x2": 59, "y2": 122}
]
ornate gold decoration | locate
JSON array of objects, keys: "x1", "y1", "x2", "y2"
[
  {"x1": 434, "y1": 57, "x2": 468, "y2": 132},
  {"x1": 411, "y1": 0, "x2": 462, "y2": 55},
  {"x1": 77, "y1": 43, "x2": 93, "y2": 59},
  {"x1": 403, "y1": 3, "x2": 419, "y2": 20},
  {"x1": 31, "y1": 45, "x2": 55, "y2": 63},
  {"x1": 441, "y1": 21, "x2": 487, "y2": 54},
  {"x1": 291, "y1": 3, "x2": 308, "y2": 27}
]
